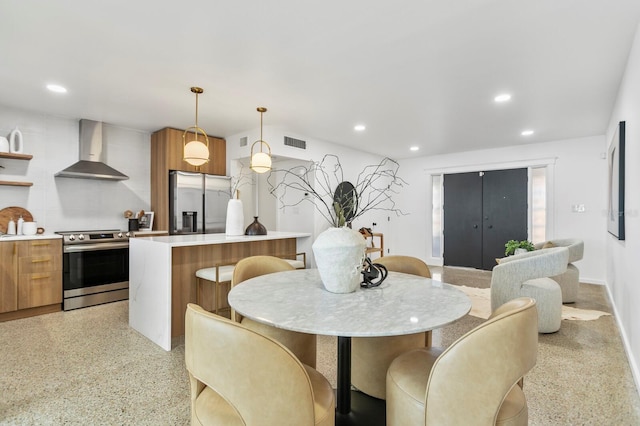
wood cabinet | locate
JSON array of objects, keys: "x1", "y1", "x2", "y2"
[
  {"x1": 0, "y1": 240, "x2": 18, "y2": 313},
  {"x1": 0, "y1": 152, "x2": 34, "y2": 187},
  {"x1": 0, "y1": 238, "x2": 62, "y2": 321},
  {"x1": 151, "y1": 127, "x2": 226, "y2": 232}
]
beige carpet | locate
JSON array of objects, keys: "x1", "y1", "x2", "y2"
[{"x1": 453, "y1": 285, "x2": 612, "y2": 320}]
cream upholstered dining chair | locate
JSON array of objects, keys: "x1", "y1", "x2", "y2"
[
  {"x1": 351, "y1": 255, "x2": 431, "y2": 400},
  {"x1": 185, "y1": 304, "x2": 335, "y2": 426},
  {"x1": 386, "y1": 297, "x2": 538, "y2": 426},
  {"x1": 231, "y1": 255, "x2": 317, "y2": 368}
]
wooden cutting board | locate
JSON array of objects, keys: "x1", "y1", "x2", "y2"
[{"x1": 0, "y1": 206, "x2": 34, "y2": 234}]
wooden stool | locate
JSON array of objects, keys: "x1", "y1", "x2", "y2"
[
  {"x1": 195, "y1": 264, "x2": 235, "y2": 318},
  {"x1": 280, "y1": 252, "x2": 306, "y2": 269}
]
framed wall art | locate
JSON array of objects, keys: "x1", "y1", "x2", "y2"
[
  {"x1": 139, "y1": 211, "x2": 154, "y2": 230},
  {"x1": 607, "y1": 121, "x2": 625, "y2": 240}
]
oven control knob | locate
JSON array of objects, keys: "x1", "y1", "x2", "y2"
[
  {"x1": 68, "y1": 235, "x2": 75, "y2": 241},
  {"x1": 78, "y1": 234, "x2": 85, "y2": 240},
  {"x1": 117, "y1": 232, "x2": 123, "y2": 238},
  {"x1": 125, "y1": 232, "x2": 131, "y2": 238}
]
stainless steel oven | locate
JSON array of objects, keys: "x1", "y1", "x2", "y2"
[{"x1": 56, "y1": 230, "x2": 129, "y2": 311}]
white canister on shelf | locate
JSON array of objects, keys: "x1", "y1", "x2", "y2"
[
  {"x1": 0, "y1": 136, "x2": 9, "y2": 153},
  {"x1": 7, "y1": 218, "x2": 16, "y2": 235},
  {"x1": 17, "y1": 215, "x2": 24, "y2": 235},
  {"x1": 9, "y1": 127, "x2": 23, "y2": 153}
]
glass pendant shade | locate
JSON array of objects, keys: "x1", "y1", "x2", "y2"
[
  {"x1": 250, "y1": 107, "x2": 272, "y2": 173},
  {"x1": 183, "y1": 87, "x2": 210, "y2": 166},
  {"x1": 184, "y1": 139, "x2": 209, "y2": 166},
  {"x1": 250, "y1": 143, "x2": 272, "y2": 173}
]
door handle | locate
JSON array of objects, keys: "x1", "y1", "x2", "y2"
[
  {"x1": 473, "y1": 224, "x2": 478, "y2": 229},
  {"x1": 487, "y1": 225, "x2": 493, "y2": 229}
]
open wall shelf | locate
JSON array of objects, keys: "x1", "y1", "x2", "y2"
[{"x1": 0, "y1": 152, "x2": 34, "y2": 186}]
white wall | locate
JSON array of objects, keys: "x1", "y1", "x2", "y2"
[
  {"x1": 226, "y1": 125, "x2": 390, "y2": 265},
  {"x1": 0, "y1": 105, "x2": 150, "y2": 233},
  {"x1": 394, "y1": 135, "x2": 607, "y2": 284},
  {"x1": 606, "y1": 21, "x2": 640, "y2": 389}
]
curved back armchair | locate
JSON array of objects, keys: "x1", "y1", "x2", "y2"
[
  {"x1": 351, "y1": 255, "x2": 431, "y2": 399},
  {"x1": 185, "y1": 304, "x2": 334, "y2": 426},
  {"x1": 386, "y1": 297, "x2": 538, "y2": 425},
  {"x1": 232, "y1": 255, "x2": 317, "y2": 367},
  {"x1": 376, "y1": 255, "x2": 431, "y2": 278},
  {"x1": 534, "y1": 238, "x2": 584, "y2": 302},
  {"x1": 491, "y1": 247, "x2": 568, "y2": 333}
]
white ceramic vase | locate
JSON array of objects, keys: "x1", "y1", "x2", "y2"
[
  {"x1": 312, "y1": 227, "x2": 366, "y2": 293},
  {"x1": 9, "y1": 127, "x2": 23, "y2": 154},
  {"x1": 225, "y1": 199, "x2": 245, "y2": 236}
]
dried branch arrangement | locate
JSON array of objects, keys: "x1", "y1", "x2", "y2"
[
  {"x1": 267, "y1": 154, "x2": 407, "y2": 227},
  {"x1": 229, "y1": 161, "x2": 252, "y2": 199}
]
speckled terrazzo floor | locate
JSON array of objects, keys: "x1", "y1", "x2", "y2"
[{"x1": 1, "y1": 266, "x2": 639, "y2": 425}]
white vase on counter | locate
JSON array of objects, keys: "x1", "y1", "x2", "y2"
[{"x1": 225, "y1": 199, "x2": 245, "y2": 236}]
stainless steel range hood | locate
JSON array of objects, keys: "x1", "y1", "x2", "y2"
[{"x1": 55, "y1": 119, "x2": 129, "y2": 181}]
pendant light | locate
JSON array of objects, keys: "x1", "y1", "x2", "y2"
[
  {"x1": 250, "y1": 107, "x2": 272, "y2": 173},
  {"x1": 183, "y1": 87, "x2": 210, "y2": 166}
]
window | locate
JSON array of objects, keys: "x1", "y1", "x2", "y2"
[
  {"x1": 531, "y1": 167, "x2": 546, "y2": 243},
  {"x1": 432, "y1": 174, "x2": 442, "y2": 257}
]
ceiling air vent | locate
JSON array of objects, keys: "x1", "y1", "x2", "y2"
[
  {"x1": 284, "y1": 136, "x2": 307, "y2": 149},
  {"x1": 240, "y1": 136, "x2": 248, "y2": 147}
]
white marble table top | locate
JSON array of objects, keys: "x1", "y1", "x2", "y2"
[{"x1": 228, "y1": 269, "x2": 472, "y2": 337}]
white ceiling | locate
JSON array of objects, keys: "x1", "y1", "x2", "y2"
[{"x1": 1, "y1": 1, "x2": 639, "y2": 159}]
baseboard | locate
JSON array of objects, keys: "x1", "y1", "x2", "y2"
[
  {"x1": 604, "y1": 284, "x2": 640, "y2": 397},
  {"x1": 580, "y1": 277, "x2": 606, "y2": 285}
]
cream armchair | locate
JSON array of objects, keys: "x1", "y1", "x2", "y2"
[
  {"x1": 491, "y1": 247, "x2": 568, "y2": 333},
  {"x1": 185, "y1": 304, "x2": 335, "y2": 426},
  {"x1": 232, "y1": 255, "x2": 317, "y2": 368},
  {"x1": 351, "y1": 255, "x2": 431, "y2": 400},
  {"x1": 386, "y1": 297, "x2": 538, "y2": 426},
  {"x1": 534, "y1": 238, "x2": 584, "y2": 303}
]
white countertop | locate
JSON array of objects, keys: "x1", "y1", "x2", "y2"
[
  {"x1": 131, "y1": 230, "x2": 169, "y2": 237},
  {"x1": 0, "y1": 234, "x2": 62, "y2": 241},
  {"x1": 130, "y1": 230, "x2": 311, "y2": 248}
]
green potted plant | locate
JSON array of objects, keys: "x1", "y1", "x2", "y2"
[{"x1": 504, "y1": 239, "x2": 535, "y2": 256}]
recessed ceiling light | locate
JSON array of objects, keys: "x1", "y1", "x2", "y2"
[
  {"x1": 46, "y1": 84, "x2": 67, "y2": 93},
  {"x1": 494, "y1": 93, "x2": 511, "y2": 103},
  {"x1": 521, "y1": 130, "x2": 534, "y2": 136},
  {"x1": 354, "y1": 124, "x2": 366, "y2": 132},
  {"x1": 410, "y1": 146, "x2": 419, "y2": 152}
]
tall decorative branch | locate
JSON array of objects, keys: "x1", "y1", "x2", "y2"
[
  {"x1": 267, "y1": 154, "x2": 407, "y2": 228},
  {"x1": 229, "y1": 161, "x2": 252, "y2": 199}
]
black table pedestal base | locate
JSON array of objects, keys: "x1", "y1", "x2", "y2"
[{"x1": 335, "y1": 390, "x2": 385, "y2": 426}]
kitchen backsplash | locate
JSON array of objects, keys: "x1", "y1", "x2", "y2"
[{"x1": 0, "y1": 104, "x2": 151, "y2": 233}]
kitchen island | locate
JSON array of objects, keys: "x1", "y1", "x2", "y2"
[{"x1": 129, "y1": 231, "x2": 311, "y2": 350}]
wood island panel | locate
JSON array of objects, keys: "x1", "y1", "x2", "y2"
[{"x1": 170, "y1": 238, "x2": 297, "y2": 338}]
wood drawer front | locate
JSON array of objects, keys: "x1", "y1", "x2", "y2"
[
  {"x1": 18, "y1": 239, "x2": 62, "y2": 257},
  {"x1": 18, "y1": 272, "x2": 62, "y2": 309},
  {"x1": 19, "y1": 254, "x2": 62, "y2": 274}
]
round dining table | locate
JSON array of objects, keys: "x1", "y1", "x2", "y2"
[{"x1": 228, "y1": 268, "x2": 471, "y2": 426}]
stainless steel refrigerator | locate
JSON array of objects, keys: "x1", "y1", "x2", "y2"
[{"x1": 169, "y1": 171, "x2": 231, "y2": 235}]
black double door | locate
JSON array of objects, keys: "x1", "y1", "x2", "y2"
[{"x1": 443, "y1": 169, "x2": 528, "y2": 270}]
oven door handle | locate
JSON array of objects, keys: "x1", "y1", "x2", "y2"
[{"x1": 63, "y1": 242, "x2": 129, "y2": 253}]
